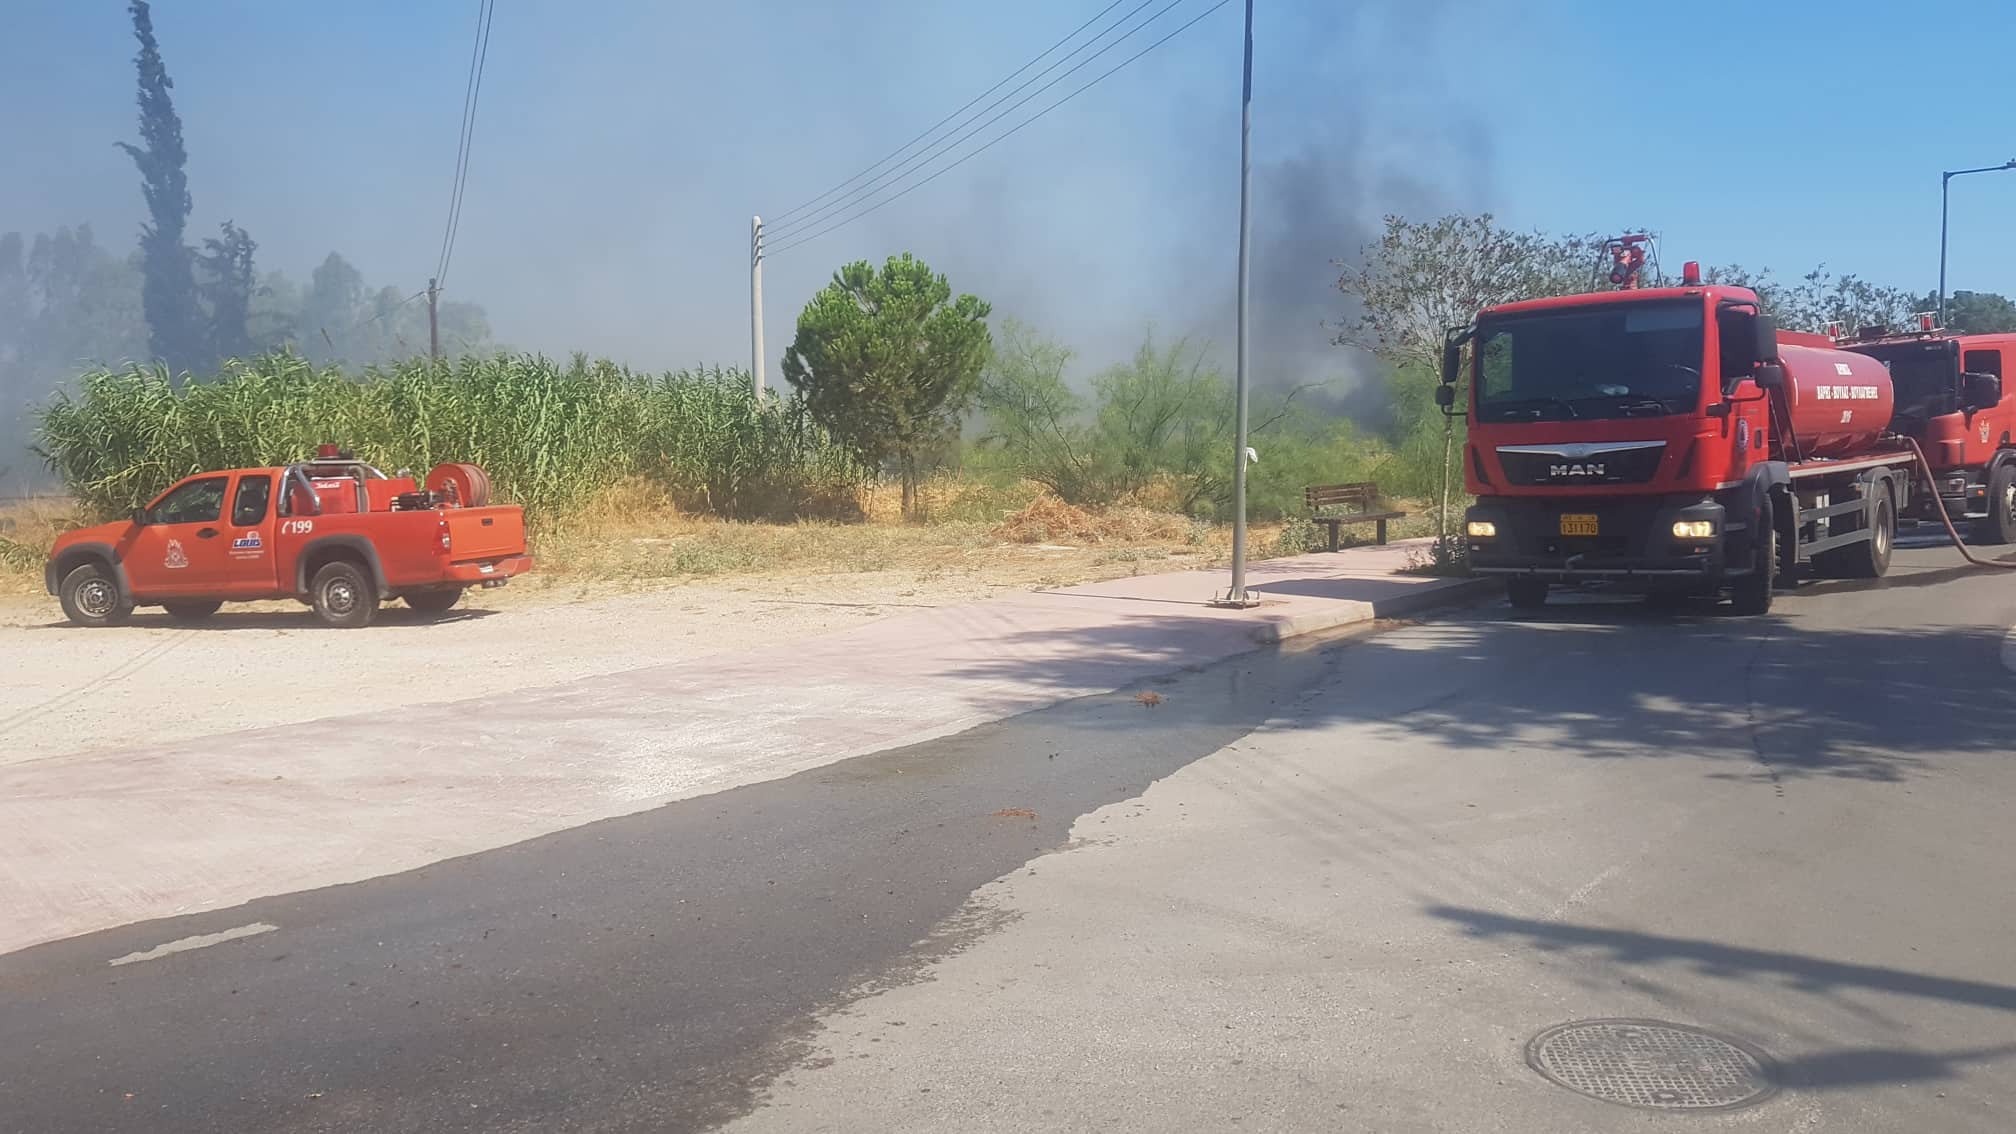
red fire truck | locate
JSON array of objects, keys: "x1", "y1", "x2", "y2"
[
  {"x1": 1830, "y1": 323, "x2": 2016, "y2": 543},
  {"x1": 45, "y1": 447, "x2": 531, "y2": 628},
  {"x1": 1441, "y1": 237, "x2": 2009, "y2": 614}
]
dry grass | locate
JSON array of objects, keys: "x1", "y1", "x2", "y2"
[
  {"x1": 991, "y1": 495, "x2": 1202, "y2": 546},
  {"x1": 520, "y1": 481, "x2": 1270, "y2": 604},
  {"x1": 0, "y1": 498, "x2": 85, "y2": 594}
]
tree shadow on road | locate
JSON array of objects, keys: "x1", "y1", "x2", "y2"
[
  {"x1": 940, "y1": 599, "x2": 2016, "y2": 786},
  {"x1": 1429, "y1": 904, "x2": 2016, "y2": 1090}
]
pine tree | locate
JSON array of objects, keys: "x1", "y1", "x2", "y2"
[
  {"x1": 197, "y1": 221, "x2": 257, "y2": 364},
  {"x1": 115, "y1": 0, "x2": 205, "y2": 374}
]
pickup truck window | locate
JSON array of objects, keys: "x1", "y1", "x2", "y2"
[
  {"x1": 149, "y1": 477, "x2": 228, "y2": 525},
  {"x1": 232, "y1": 476, "x2": 273, "y2": 526}
]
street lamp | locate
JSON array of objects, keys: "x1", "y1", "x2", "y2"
[
  {"x1": 1938, "y1": 159, "x2": 2016, "y2": 325},
  {"x1": 1213, "y1": 0, "x2": 1259, "y2": 608}
]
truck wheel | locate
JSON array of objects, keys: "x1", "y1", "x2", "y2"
[
  {"x1": 310, "y1": 560, "x2": 377, "y2": 628},
  {"x1": 1505, "y1": 578, "x2": 1549, "y2": 610},
  {"x1": 1972, "y1": 462, "x2": 2016, "y2": 545},
  {"x1": 163, "y1": 600, "x2": 223, "y2": 621},
  {"x1": 58, "y1": 562, "x2": 134, "y2": 627},
  {"x1": 404, "y1": 588, "x2": 462, "y2": 616},
  {"x1": 1841, "y1": 493, "x2": 1895, "y2": 579},
  {"x1": 1730, "y1": 504, "x2": 1776, "y2": 616}
]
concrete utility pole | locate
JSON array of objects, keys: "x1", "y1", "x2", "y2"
[
  {"x1": 1938, "y1": 159, "x2": 2016, "y2": 326},
  {"x1": 1213, "y1": 0, "x2": 1259, "y2": 608},
  {"x1": 427, "y1": 277, "x2": 441, "y2": 361},
  {"x1": 750, "y1": 216, "x2": 767, "y2": 398}
]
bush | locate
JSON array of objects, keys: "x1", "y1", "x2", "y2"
[
  {"x1": 1403, "y1": 533, "x2": 1471, "y2": 576},
  {"x1": 34, "y1": 352, "x2": 865, "y2": 526},
  {"x1": 1270, "y1": 517, "x2": 1324, "y2": 556}
]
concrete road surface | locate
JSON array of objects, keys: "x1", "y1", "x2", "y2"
[{"x1": 2, "y1": 539, "x2": 2014, "y2": 1132}]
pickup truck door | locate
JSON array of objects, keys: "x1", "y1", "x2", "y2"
[
  {"x1": 219, "y1": 472, "x2": 281, "y2": 597},
  {"x1": 122, "y1": 475, "x2": 238, "y2": 595}
]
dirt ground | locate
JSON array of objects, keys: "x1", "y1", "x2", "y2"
[{"x1": 0, "y1": 537, "x2": 1249, "y2": 766}]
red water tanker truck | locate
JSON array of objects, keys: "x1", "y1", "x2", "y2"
[{"x1": 1439, "y1": 237, "x2": 2011, "y2": 614}]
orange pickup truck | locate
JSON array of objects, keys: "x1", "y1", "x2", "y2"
[{"x1": 45, "y1": 447, "x2": 533, "y2": 628}]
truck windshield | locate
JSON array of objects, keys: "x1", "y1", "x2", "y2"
[{"x1": 1474, "y1": 300, "x2": 1705, "y2": 423}]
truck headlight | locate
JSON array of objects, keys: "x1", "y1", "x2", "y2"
[
  {"x1": 1671, "y1": 520, "x2": 1715, "y2": 539},
  {"x1": 1466, "y1": 521, "x2": 1497, "y2": 538}
]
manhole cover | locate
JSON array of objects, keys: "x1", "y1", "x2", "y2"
[{"x1": 1525, "y1": 1019, "x2": 1776, "y2": 1111}]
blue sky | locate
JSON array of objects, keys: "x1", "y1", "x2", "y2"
[{"x1": 4, "y1": 0, "x2": 2010, "y2": 391}]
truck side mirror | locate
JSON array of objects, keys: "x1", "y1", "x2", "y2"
[
  {"x1": 1753, "y1": 315, "x2": 1779, "y2": 363},
  {"x1": 130, "y1": 507, "x2": 149, "y2": 526},
  {"x1": 1434, "y1": 384, "x2": 1456, "y2": 409},
  {"x1": 1441, "y1": 340, "x2": 1462, "y2": 387},
  {"x1": 1755, "y1": 362, "x2": 1785, "y2": 391},
  {"x1": 1964, "y1": 371, "x2": 2002, "y2": 409}
]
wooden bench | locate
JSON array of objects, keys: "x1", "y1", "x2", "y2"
[{"x1": 1304, "y1": 482, "x2": 1406, "y2": 551}]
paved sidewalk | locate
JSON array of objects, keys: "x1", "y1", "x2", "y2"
[{"x1": 0, "y1": 542, "x2": 1486, "y2": 954}]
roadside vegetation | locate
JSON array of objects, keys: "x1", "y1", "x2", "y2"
[{"x1": 8, "y1": 211, "x2": 2002, "y2": 603}]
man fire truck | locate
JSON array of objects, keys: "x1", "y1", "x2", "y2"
[{"x1": 1441, "y1": 236, "x2": 2010, "y2": 614}]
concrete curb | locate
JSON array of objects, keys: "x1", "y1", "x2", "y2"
[{"x1": 1246, "y1": 576, "x2": 1498, "y2": 645}]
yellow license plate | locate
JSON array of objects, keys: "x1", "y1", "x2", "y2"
[{"x1": 1559, "y1": 514, "x2": 1599, "y2": 536}]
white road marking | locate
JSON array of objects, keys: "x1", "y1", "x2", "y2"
[
  {"x1": 108, "y1": 922, "x2": 277, "y2": 967},
  {"x1": 2003, "y1": 625, "x2": 2016, "y2": 675},
  {"x1": 1546, "y1": 863, "x2": 1622, "y2": 921}
]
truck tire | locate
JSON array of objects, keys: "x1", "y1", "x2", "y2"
[
  {"x1": 1505, "y1": 578, "x2": 1549, "y2": 610},
  {"x1": 1972, "y1": 462, "x2": 2016, "y2": 545},
  {"x1": 404, "y1": 588, "x2": 462, "y2": 616},
  {"x1": 310, "y1": 559, "x2": 377, "y2": 628},
  {"x1": 163, "y1": 600, "x2": 223, "y2": 621},
  {"x1": 58, "y1": 562, "x2": 134, "y2": 628},
  {"x1": 1730, "y1": 504, "x2": 1776, "y2": 616},
  {"x1": 1839, "y1": 492, "x2": 1895, "y2": 579}
]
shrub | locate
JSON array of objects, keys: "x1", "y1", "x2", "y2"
[{"x1": 34, "y1": 351, "x2": 865, "y2": 526}]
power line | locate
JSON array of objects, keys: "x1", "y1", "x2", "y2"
[
  {"x1": 435, "y1": 0, "x2": 494, "y2": 287},
  {"x1": 317, "y1": 288, "x2": 428, "y2": 351},
  {"x1": 765, "y1": 0, "x2": 1166, "y2": 243},
  {"x1": 767, "y1": 0, "x2": 1132, "y2": 228},
  {"x1": 768, "y1": 0, "x2": 1231, "y2": 258}
]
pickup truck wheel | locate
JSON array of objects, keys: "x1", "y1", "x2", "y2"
[
  {"x1": 59, "y1": 563, "x2": 134, "y2": 627},
  {"x1": 310, "y1": 560, "x2": 377, "y2": 628},
  {"x1": 163, "y1": 600, "x2": 223, "y2": 621},
  {"x1": 1505, "y1": 578, "x2": 1549, "y2": 610},
  {"x1": 404, "y1": 588, "x2": 462, "y2": 616}
]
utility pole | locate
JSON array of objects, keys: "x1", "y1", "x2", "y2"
[
  {"x1": 1938, "y1": 159, "x2": 2016, "y2": 326},
  {"x1": 750, "y1": 216, "x2": 767, "y2": 398},
  {"x1": 427, "y1": 277, "x2": 441, "y2": 361},
  {"x1": 1213, "y1": 0, "x2": 1258, "y2": 608}
]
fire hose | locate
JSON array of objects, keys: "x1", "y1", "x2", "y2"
[{"x1": 1902, "y1": 437, "x2": 2016, "y2": 570}]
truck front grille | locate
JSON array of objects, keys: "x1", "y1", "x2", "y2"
[{"x1": 1497, "y1": 442, "x2": 1666, "y2": 487}]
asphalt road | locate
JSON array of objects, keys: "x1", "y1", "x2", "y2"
[{"x1": 3, "y1": 535, "x2": 2014, "y2": 1132}]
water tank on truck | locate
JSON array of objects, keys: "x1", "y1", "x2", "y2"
[{"x1": 1776, "y1": 342, "x2": 1895, "y2": 459}]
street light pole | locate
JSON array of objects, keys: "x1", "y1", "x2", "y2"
[
  {"x1": 1937, "y1": 159, "x2": 2016, "y2": 326},
  {"x1": 1215, "y1": 0, "x2": 1258, "y2": 608}
]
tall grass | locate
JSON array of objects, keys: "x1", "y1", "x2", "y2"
[{"x1": 35, "y1": 352, "x2": 863, "y2": 525}]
